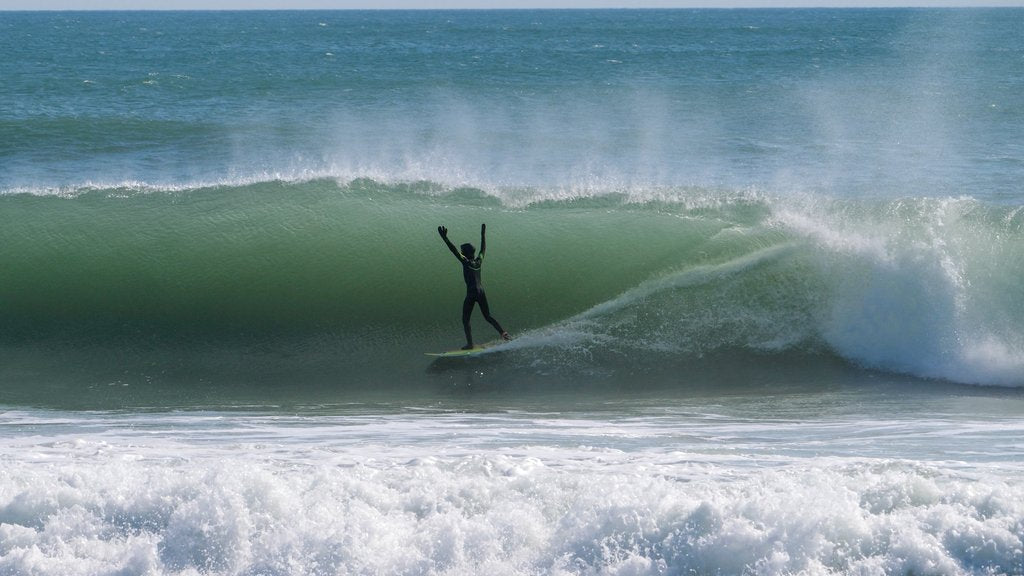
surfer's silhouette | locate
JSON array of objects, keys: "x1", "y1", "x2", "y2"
[{"x1": 438, "y1": 223, "x2": 511, "y2": 349}]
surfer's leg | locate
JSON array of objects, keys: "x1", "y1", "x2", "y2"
[
  {"x1": 462, "y1": 296, "x2": 475, "y2": 349},
  {"x1": 477, "y1": 293, "x2": 508, "y2": 338}
]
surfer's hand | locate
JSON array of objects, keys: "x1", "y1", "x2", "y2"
[
  {"x1": 481, "y1": 223, "x2": 486, "y2": 234},
  {"x1": 438, "y1": 226, "x2": 448, "y2": 238}
]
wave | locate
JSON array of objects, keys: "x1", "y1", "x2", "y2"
[{"x1": 1, "y1": 178, "x2": 1022, "y2": 390}]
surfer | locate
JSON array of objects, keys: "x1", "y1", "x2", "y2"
[{"x1": 438, "y1": 223, "x2": 511, "y2": 349}]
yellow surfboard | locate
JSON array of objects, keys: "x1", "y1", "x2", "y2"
[{"x1": 425, "y1": 341, "x2": 502, "y2": 357}]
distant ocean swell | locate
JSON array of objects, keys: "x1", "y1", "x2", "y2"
[{"x1": 1, "y1": 178, "x2": 1021, "y2": 388}]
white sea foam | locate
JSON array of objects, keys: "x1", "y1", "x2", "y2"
[
  {"x1": 772, "y1": 194, "x2": 1024, "y2": 387},
  {"x1": 1, "y1": 410, "x2": 1022, "y2": 575},
  {"x1": 1, "y1": 443, "x2": 1021, "y2": 575}
]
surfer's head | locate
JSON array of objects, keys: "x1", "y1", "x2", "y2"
[{"x1": 460, "y1": 243, "x2": 476, "y2": 259}]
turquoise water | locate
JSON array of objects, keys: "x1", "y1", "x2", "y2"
[
  {"x1": 3, "y1": 10, "x2": 1022, "y2": 198},
  {"x1": 1, "y1": 9, "x2": 1023, "y2": 575}
]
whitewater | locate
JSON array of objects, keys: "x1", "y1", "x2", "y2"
[{"x1": 1, "y1": 8, "x2": 1023, "y2": 576}]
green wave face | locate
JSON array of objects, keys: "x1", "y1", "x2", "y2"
[
  {"x1": 0, "y1": 180, "x2": 753, "y2": 335},
  {"x1": 1, "y1": 179, "x2": 1022, "y2": 395}
]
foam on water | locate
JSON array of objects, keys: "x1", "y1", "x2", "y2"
[
  {"x1": 2, "y1": 409, "x2": 1023, "y2": 576},
  {"x1": 772, "y1": 194, "x2": 1024, "y2": 386}
]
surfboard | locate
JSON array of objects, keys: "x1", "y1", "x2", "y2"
[{"x1": 425, "y1": 341, "x2": 502, "y2": 357}]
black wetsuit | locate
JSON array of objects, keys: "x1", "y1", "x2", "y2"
[
  {"x1": 440, "y1": 226, "x2": 507, "y2": 348},
  {"x1": 460, "y1": 254, "x2": 505, "y2": 346}
]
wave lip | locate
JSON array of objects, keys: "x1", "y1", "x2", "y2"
[{"x1": 779, "y1": 195, "x2": 1024, "y2": 387}]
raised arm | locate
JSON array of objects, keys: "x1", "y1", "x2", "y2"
[
  {"x1": 438, "y1": 226, "x2": 465, "y2": 262},
  {"x1": 479, "y1": 223, "x2": 487, "y2": 257}
]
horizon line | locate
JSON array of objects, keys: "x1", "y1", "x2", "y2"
[{"x1": 3, "y1": 4, "x2": 1023, "y2": 10}]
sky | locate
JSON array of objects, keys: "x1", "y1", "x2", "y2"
[{"x1": 4, "y1": 0, "x2": 1024, "y2": 8}]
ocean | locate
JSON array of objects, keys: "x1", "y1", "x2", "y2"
[{"x1": 1, "y1": 8, "x2": 1023, "y2": 575}]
